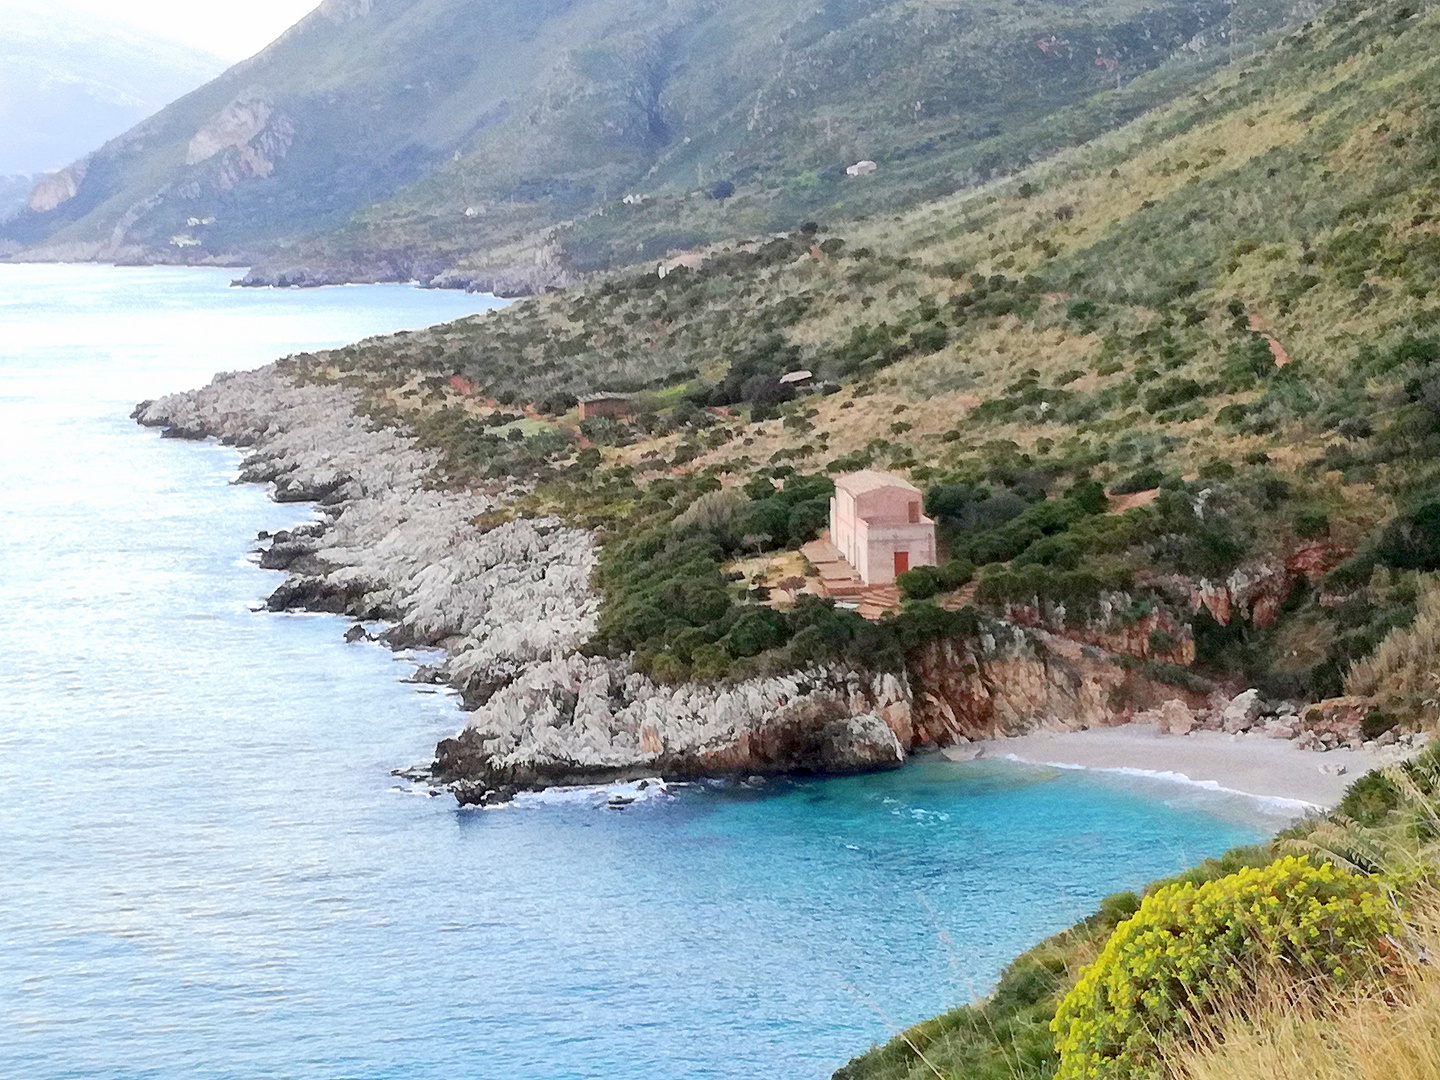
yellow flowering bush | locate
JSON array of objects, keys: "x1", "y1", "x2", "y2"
[{"x1": 1050, "y1": 856, "x2": 1400, "y2": 1080}]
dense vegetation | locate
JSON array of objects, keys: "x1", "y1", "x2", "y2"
[{"x1": 1050, "y1": 856, "x2": 1400, "y2": 1080}]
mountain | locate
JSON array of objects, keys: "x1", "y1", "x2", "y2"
[
  {"x1": 3, "y1": 0, "x2": 1316, "y2": 289},
  {"x1": 230, "y1": 0, "x2": 1440, "y2": 1065},
  {"x1": 0, "y1": 0, "x2": 225, "y2": 177}
]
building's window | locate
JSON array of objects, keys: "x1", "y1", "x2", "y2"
[{"x1": 908, "y1": 501, "x2": 920, "y2": 524}]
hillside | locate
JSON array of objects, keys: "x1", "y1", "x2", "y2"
[
  {"x1": 0, "y1": 0, "x2": 223, "y2": 177},
  {"x1": 255, "y1": 0, "x2": 1440, "y2": 726},
  {"x1": 4, "y1": 0, "x2": 1310, "y2": 289}
]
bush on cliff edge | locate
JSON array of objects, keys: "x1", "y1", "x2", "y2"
[{"x1": 1050, "y1": 856, "x2": 1401, "y2": 1080}]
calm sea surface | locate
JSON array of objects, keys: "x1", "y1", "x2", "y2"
[{"x1": 0, "y1": 265, "x2": 1278, "y2": 1080}]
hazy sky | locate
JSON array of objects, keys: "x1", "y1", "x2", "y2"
[{"x1": 63, "y1": 0, "x2": 321, "y2": 61}]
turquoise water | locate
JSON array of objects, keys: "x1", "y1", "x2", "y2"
[{"x1": 0, "y1": 266, "x2": 1275, "y2": 1080}]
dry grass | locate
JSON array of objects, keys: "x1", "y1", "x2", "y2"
[
  {"x1": 1347, "y1": 574, "x2": 1440, "y2": 726},
  {"x1": 1169, "y1": 892, "x2": 1440, "y2": 1080}
]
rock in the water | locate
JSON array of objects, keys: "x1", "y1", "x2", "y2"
[{"x1": 344, "y1": 624, "x2": 369, "y2": 644}]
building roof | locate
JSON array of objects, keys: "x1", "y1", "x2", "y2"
[
  {"x1": 779, "y1": 370, "x2": 813, "y2": 385},
  {"x1": 834, "y1": 469, "x2": 922, "y2": 496},
  {"x1": 578, "y1": 392, "x2": 632, "y2": 403}
]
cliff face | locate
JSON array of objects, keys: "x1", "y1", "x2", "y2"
[
  {"x1": 435, "y1": 655, "x2": 910, "y2": 804},
  {"x1": 907, "y1": 626, "x2": 1207, "y2": 745}
]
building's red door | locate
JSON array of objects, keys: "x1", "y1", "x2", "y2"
[{"x1": 894, "y1": 551, "x2": 910, "y2": 576}]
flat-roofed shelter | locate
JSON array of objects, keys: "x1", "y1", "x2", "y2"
[
  {"x1": 829, "y1": 470, "x2": 937, "y2": 584},
  {"x1": 577, "y1": 393, "x2": 632, "y2": 421}
]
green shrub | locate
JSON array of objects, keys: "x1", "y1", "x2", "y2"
[
  {"x1": 1360, "y1": 708, "x2": 1397, "y2": 740},
  {"x1": 1147, "y1": 628, "x2": 1180, "y2": 654},
  {"x1": 1110, "y1": 466, "x2": 1167, "y2": 496},
  {"x1": 650, "y1": 651, "x2": 689, "y2": 683},
  {"x1": 1051, "y1": 856, "x2": 1401, "y2": 1080},
  {"x1": 719, "y1": 607, "x2": 789, "y2": 657},
  {"x1": 746, "y1": 497, "x2": 792, "y2": 545},
  {"x1": 897, "y1": 565, "x2": 943, "y2": 600},
  {"x1": 1294, "y1": 511, "x2": 1330, "y2": 539},
  {"x1": 689, "y1": 643, "x2": 733, "y2": 681},
  {"x1": 911, "y1": 323, "x2": 949, "y2": 353},
  {"x1": 1334, "y1": 744, "x2": 1440, "y2": 827},
  {"x1": 939, "y1": 559, "x2": 976, "y2": 590},
  {"x1": 786, "y1": 498, "x2": 831, "y2": 545},
  {"x1": 1374, "y1": 497, "x2": 1440, "y2": 571},
  {"x1": 1143, "y1": 378, "x2": 1205, "y2": 414}
]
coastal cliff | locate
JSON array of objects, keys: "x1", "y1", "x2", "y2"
[
  {"x1": 133, "y1": 365, "x2": 918, "y2": 800},
  {"x1": 139, "y1": 363, "x2": 1244, "y2": 802}
]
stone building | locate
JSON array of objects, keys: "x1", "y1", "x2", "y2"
[
  {"x1": 577, "y1": 393, "x2": 633, "y2": 421},
  {"x1": 829, "y1": 470, "x2": 937, "y2": 584}
]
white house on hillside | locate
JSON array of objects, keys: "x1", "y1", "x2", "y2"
[{"x1": 830, "y1": 470, "x2": 937, "y2": 585}]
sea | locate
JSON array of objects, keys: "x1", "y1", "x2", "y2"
[{"x1": 0, "y1": 265, "x2": 1285, "y2": 1080}]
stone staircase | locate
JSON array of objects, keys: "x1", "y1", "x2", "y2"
[
  {"x1": 855, "y1": 584, "x2": 902, "y2": 621},
  {"x1": 941, "y1": 582, "x2": 978, "y2": 610},
  {"x1": 801, "y1": 535, "x2": 902, "y2": 621}
]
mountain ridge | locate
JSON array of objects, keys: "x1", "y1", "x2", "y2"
[{"x1": 2, "y1": 0, "x2": 1318, "y2": 292}]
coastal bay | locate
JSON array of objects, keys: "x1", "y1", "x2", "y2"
[{"x1": 0, "y1": 265, "x2": 1276, "y2": 1079}]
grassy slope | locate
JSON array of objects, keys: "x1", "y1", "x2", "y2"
[
  {"x1": 5, "y1": 0, "x2": 1305, "y2": 281},
  {"x1": 286, "y1": 0, "x2": 1440, "y2": 698}
]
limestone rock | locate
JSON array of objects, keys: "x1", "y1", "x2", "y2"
[
  {"x1": 29, "y1": 165, "x2": 85, "y2": 213},
  {"x1": 136, "y1": 363, "x2": 913, "y2": 795},
  {"x1": 1156, "y1": 699, "x2": 1195, "y2": 735},
  {"x1": 1261, "y1": 717, "x2": 1299, "y2": 739},
  {"x1": 1220, "y1": 688, "x2": 1262, "y2": 733},
  {"x1": 908, "y1": 627, "x2": 1207, "y2": 742}
]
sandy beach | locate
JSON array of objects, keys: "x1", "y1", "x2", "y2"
[{"x1": 951, "y1": 724, "x2": 1412, "y2": 809}]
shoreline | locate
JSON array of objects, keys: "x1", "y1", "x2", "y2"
[
  {"x1": 133, "y1": 366, "x2": 914, "y2": 803},
  {"x1": 952, "y1": 723, "x2": 1423, "y2": 810},
  {"x1": 132, "y1": 365, "x2": 1425, "y2": 812}
]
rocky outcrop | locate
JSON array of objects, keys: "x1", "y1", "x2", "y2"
[
  {"x1": 1171, "y1": 543, "x2": 1349, "y2": 630},
  {"x1": 135, "y1": 363, "x2": 910, "y2": 799},
  {"x1": 907, "y1": 623, "x2": 1209, "y2": 744},
  {"x1": 135, "y1": 365, "x2": 595, "y2": 656},
  {"x1": 986, "y1": 591, "x2": 1194, "y2": 666},
  {"x1": 28, "y1": 165, "x2": 86, "y2": 213},
  {"x1": 185, "y1": 92, "x2": 296, "y2": 192},
  {"x1": 435, "y1": 656, "x2": 908, "y2": 804}
]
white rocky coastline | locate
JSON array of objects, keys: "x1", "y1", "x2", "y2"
[
  {"x1": 137, "y1": 364, "x2": 1401, "y2": 808},
  {"x1": 134, "y1": 364, "x2": 914, "y2": 803}
]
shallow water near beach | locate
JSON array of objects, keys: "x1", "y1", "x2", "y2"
[{"x1": 1, "y1": 265, "x2": 1279, "y2": 1080}]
